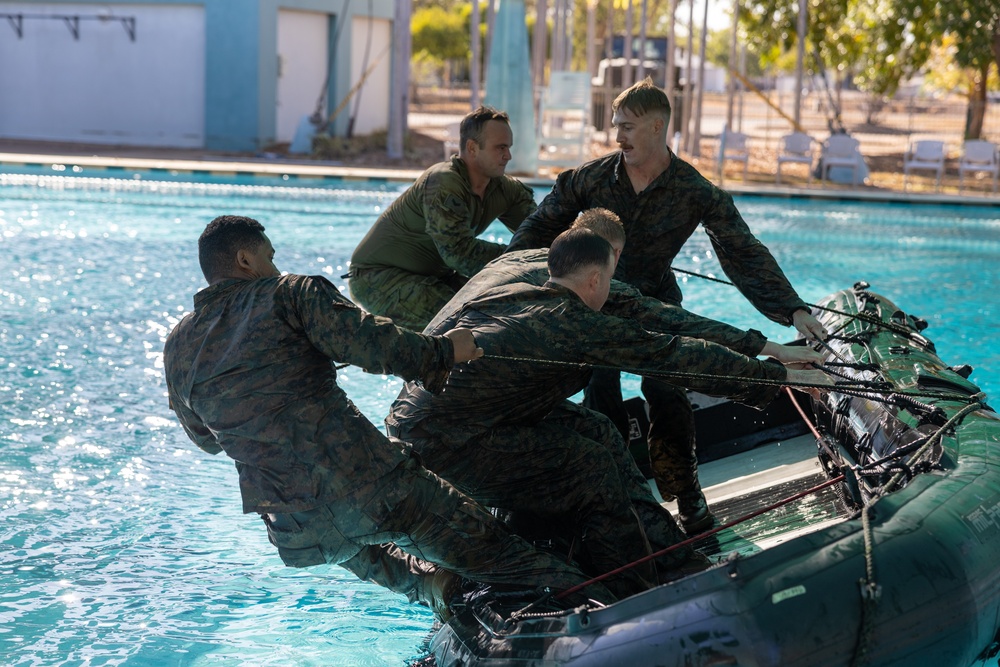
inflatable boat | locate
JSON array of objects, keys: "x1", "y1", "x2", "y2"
[{"x1": 426, "y1": 283, "x2": 1000, "y2": 667}]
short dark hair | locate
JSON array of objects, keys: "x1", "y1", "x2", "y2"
[
  {"x1": 198, "y1": 215, "x2": 267, "y2": 282},
  {"x1": 548, "y1": 228, "x2": 614, "y2": 279},
  {"x1": 612, "y1": 76, "x2": 671, "y2": 121},
  {"x1": 571, "y1": 208, "x2": 626, "y2": 247},
  {"x1": 460, "y1": 106, "x2": 510, "y2": 151}
]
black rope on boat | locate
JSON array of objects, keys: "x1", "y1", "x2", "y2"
[
  {"x1": 478, "y1": 354, "x2": 982, "y2": 408},
  {"x1": 669, "y1": 266, "x2": 932, "y2": 342},
  {"x1": 850, "y1": 503, "x2": 881, "y2": 667}
]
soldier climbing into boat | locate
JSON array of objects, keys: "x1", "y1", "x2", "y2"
[
  {"x1": 163, "y1": 215, "x2": 616, "y2": 620},
  {"x1": 348, "y1": 106, "x2": 537, "y2": 331},
  {"x1": 387, "y1": 226, "x2": 831, "y2": 598},
  {"x1": 506, "y1": 77, "x2": 829, "y2": 534}
]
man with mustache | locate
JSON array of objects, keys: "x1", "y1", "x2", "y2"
[{"x1": 506, "y1": 78, "x2": 828, "y2": 535}]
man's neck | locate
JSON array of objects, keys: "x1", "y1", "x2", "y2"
[
  {"x1": 461, "y1": 157, "x2": 490, "y2": 197},
  {"x1": 623, "y1": 148, "x2": 672, "y2": 194}
]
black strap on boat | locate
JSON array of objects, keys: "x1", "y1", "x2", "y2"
[{"x1": 851, "y1": 503, "x2": 881, "y2": 667}]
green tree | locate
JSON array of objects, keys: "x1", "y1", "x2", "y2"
[
  {"x1": 412, "y1": 5, "x2": 469, "y2": 62},
  {"x1": 931, "y1": 0, "x2": 1000, "y2": 138}
]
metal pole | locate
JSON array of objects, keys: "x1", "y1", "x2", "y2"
[
  {"x1": 666, "y1": 0, "x2": 677, "y2": 141},
  {"x1": 532, "y1": 0, "x2": 548, "y2": 91},
  {"x1": 725, "y1": 0, "x2": 738, "y2": 132},
  {"x1": 637, "y1": 0, "x2": 649, "y2": 81},
  {"x1": 624, "y1": 0, "x2": 635, "y2": 88},
  {"x1": 388, "y1": 0, "x2": 411, "y2": 159},
  {"x1": 471, "y1": 0, "x2": 481, "y2": 109},
  {"x1": 794, "y1": 0, "x2": 806, "y2": 126},
  {"x1": 681, "y1": 0, "x2": 695, "y2": 153},
  {"x1": 691, "y1": 0, "x2": 709, "y2": 156}
]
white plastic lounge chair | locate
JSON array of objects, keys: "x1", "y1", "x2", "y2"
[
  {"x1": 820, "y1": 134, "x2": 862, "y2": 187},
  {"x1": 537, "y1": 71, "x2": 593, "y2": 171},
  {"x1": 903, "y1": 140, "x2": 946, "y2": 191},
  {"x1": 717, "y1": 130, "x2": 749, "y2": 182},
  {"x1": 958, "y1": 140, "x2": 999, "y2": 193},
  {"x1": 776, "y1": 132, "x2": 815, "y2": 185}
]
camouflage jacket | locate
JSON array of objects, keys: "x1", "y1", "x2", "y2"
[
  {"x1": 163, "y1": 275, "x2": 455, "y2": 513},
  {"x1": 388, "y1": 281, "x2": 786, "y2": 448},
  {"x1": 350, "y1": 156, "x2": 536, "y2": 278},
  {"x1": 506, "y1": 150, "x2": 808, "y2": 325},
  {"x1": 425, "y1": 249, "x2": 768, "y2": 358}
]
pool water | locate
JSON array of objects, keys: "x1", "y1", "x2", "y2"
[{"x1": 1, "y1": 172, "x2": 997, "y2": 666}]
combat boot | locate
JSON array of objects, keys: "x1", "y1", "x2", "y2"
[{"x1": 676, "y1": 489, "x2": 715, "y2": 535}]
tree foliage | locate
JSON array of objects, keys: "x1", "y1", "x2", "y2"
[{"x1": 412, "y1": 5, "x2": 469, "y2": 61}]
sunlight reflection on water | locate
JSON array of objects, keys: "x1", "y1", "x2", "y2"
[{"x1": 1, "y1": 176, "x2": 997, "y2": 665}]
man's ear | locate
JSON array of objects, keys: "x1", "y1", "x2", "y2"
[{"x1": 235, "y1": 248, "x2": 254, "y2": 272}]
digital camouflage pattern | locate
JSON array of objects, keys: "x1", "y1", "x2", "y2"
[
  {"x1": 164, "y1": 274, "x2": 456, "y2": 514},
  {"x1": 506, "y1": 149, "x2": 810, "y2": 503},
  {"x1": 348, "y1": 265, "x2": 461, "y2": 332},
  {"x1": 164, "y1": 273, "x2": 609, "y2": 603},
  {"x1": 388, "y1": 281, "x2": 787, "y2": 593},
  {"x1": 506, "y1": 150, "x2": 808, "y2": 320},
  {"x1": 349, "y1": 156, "x2": 536, "y2": 328},
  {"x1": 422, "y1": 248, "x2": 767, "y2": 501},
  {"x1": 426, "y1": 249, "x2": 768, "y2": 357}
]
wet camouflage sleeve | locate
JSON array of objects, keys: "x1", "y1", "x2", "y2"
[
  {"x1": 392, "y1": 283, "x2": 787, "y2": 445},
  {"x1": 167, "y1": 388, "x2": 222, "y2": 455},
  {"x1": 602, "y1": 283, "x2": 768, "y2": 357},
  {"x1": 508, "y1": 152, "x2": 808, "y2": 325},
  {"x1": 292, "y1": 275, "x2": 454, "y2": 389},
  {"x1": 424, "y1": 175, "x2": 535, "y2": 277}
]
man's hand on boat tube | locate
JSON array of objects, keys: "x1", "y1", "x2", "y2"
[
  {"x1": 792, "y1": 308, "x2": 828, "y2": 342},
  {"x1": 444, "y1": 328, "x2": 485, "y2": 363},
  {"x1": 785, "y1": 367, "x2": 834, "y2": 399},
  {"x1": 760, "y1": 342, "x2": 825, "y2": 366}
]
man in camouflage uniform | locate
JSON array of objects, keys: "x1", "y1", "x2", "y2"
[
  {"x1": 387, "y1": 228, "x2": 830, "y2": 598},
  {"x1": 163, "y1": 215, "x2": 614, "y2": 618},
  {"x1": 349, "y1": 106, "x2": 536, "y2": 330},
  {"x1": 427, "y1": 209, "x2": 823, "y2": 520},
  {"x1": 506, "y1": 78, "x2": 829, "y2": 533}
]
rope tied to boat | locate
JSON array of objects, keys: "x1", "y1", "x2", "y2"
[{"x1": 477, "y1": 353, "x2": 983, "y2": 408}]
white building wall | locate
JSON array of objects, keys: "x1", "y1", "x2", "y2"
[
  {"x1": 346, "y1": 15, "x2": 389, "y2": 135},
  {"x1": 276, "y1": 9, "x2": 328, "y2": 144},
  {"x1": 0, "y1": 3, "x2": 205, "y2": 147}
]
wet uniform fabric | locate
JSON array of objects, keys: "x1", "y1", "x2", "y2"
[
  {"x1": 388, "y1": 281, "x2": 786, "y2": 597},
  {"x1": 163, "y1": 274, "x2": 606, "y2": 604},
  {"x1": 349, "y1": 156, "x2": 536, "y2": 330},
  {"x1": 505, "y1": 150, "x2": 809, "y2": 500},
  {"x1": 422, "y1": 248, "x2": 770, "y2": 499}
]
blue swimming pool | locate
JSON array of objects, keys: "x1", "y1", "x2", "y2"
[{"x1": 1, "y1": 171, "x2": 997, "y2": 666}]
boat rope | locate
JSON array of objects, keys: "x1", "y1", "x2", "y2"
[
  {"x1": 553, "y1": 474, "x2": 846, "y2": 601},
  {"x1": 850, "y1": 503, "x2": 880, "y2": 667},
  {"x1": 881, "y1": 395, "x2": 986, "y2": 494},
  {"x1": 669, "y1": 267, "x2": 930, "y2": 340},
  {"x1": 478, "y1": 353, "x2": 982, "y2": 407}
]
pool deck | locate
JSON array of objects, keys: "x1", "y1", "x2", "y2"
[{"x1": 3, "y1": 141, "x2": 999, "y2": 207}]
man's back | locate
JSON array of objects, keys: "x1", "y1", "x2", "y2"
[{"x1": 164, "y1": 274, "x2": 446, "y2": 513}]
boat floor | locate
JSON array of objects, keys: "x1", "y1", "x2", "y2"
[{"x1": 658, "y1": 434, "x2": 853, "y2": 560}]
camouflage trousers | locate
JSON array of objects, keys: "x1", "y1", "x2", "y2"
[
  {"x1": 584, "y1": 368, "x2": 699, "y2": 502},
  {"x1": 261, "y1": 453, "x2": 610, "y2": 605},
  {"x1": 348, "y1": 266, "x2": 465, "y2": 331},
  {"x1": 405, "y1": 402, "x2": 695, "y2": 600}
]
